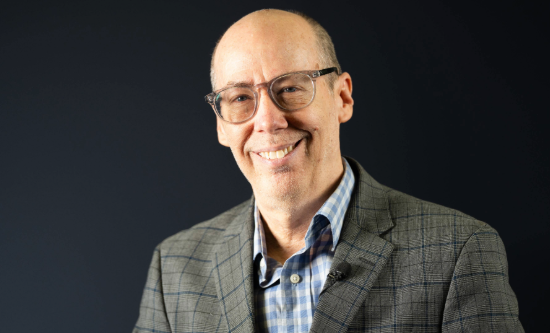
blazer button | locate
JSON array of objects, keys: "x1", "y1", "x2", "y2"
[{"x1": 290, "y1": 274, "x2": 301, "y2": 284}]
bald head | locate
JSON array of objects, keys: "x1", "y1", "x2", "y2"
[{"x1": 210, "y1": 9, "x2": 341, "y2": 90}]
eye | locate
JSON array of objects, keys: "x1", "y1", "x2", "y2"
[
  {"x1": 277, "y1": 86, "x2": 301, "y2": 95},
  {"x1": 229, "y1": 95, "x2": 251, "y2": 104}
]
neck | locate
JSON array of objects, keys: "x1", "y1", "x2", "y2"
[{"x1": 254, "y1": 160, "x2": 345, "y2": 264}]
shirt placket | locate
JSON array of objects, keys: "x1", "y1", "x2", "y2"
[{"x1": 280, "y1": 250, "x2": 309, "y2": 333}]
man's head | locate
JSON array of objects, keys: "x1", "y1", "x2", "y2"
[
  {"x1": 210, "y1": 9, "x2": 354, "y2": 211},
  {"x1": 210, "y1": 10, "x2": 342, "y2": 91}
]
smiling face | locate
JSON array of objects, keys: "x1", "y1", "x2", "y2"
[{"x1": 212, "y1": 10, "x2": 353, "y2": 210}]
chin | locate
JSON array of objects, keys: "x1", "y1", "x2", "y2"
[{"x1": 256, "y1": 172, "x2": 304, "y2": 201}]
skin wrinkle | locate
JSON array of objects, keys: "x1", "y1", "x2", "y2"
[{"x1": 213, "y1": 9, "x2": 353, "y2": 263}]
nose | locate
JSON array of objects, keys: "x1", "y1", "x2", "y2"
[{"x1": 253, "y1": 89, "x2": 288, "y2": 133}]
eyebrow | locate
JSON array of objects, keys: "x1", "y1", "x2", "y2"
[
  {"x1": 224, "y1": 79, "x2": 255, "y2": 88},
  {"x1": 221, "y1": 69, "x2": 308, "y2": 90}
]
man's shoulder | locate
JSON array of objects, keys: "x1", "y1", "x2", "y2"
[
  {"x1": 381, "y1": 185, "x2": 496, "y2": 237},
  {"x1": 347, "y1": 156, "x2": 496, "y2": 239},
  {"x1": 156, "y1": 199, "x2": 252, "y2": 252}
]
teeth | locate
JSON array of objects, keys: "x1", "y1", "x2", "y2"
[{"x1": 258, "y1": 144, "x2": 296, "y2": 160}]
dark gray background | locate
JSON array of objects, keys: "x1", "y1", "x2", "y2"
[{"x1": 1, "y1": 0, "x2": 547, "y2": 331}]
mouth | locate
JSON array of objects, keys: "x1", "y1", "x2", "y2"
[{"x1": 255, "y1": 139, "x2": 302, "y2": 160}]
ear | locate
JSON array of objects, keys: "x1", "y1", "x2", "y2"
[
  {"x1": 335, "y1": 72, "x2": 354, "y2": 123},
  {"x1": 216, "y1": 118, "x2": 230, "y2": 147}
]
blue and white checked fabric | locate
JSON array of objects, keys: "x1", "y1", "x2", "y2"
[{"x1": 253, "y1": 158, "x2": 355, "y2": 333}]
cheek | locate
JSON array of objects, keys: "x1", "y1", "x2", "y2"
[
  {"x1": 225, "y1": 127, "x2": 252, "y2": 157},
  {"x1": 312, "y1": 104, "x2": 338, "y2": 133}
]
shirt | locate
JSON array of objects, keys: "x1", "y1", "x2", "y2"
[{"x1": 253, "y1": 158, "x2": 355, "y2": 333}]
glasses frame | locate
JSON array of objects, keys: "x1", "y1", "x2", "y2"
[{"x1": 204, "y1": 67, "x2": 339, "y2": 124}]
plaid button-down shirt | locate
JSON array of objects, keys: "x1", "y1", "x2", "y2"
[{"x1": 253, "y1": 158, "x2": 355, "y2": 333}]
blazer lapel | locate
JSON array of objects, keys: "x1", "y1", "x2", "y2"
[
  {"x1": 310, "y1": 158, "x2": 395, "y2": 333},
  {"x1": 212, "y1": 200, "x2": 256, "y2": 333}
]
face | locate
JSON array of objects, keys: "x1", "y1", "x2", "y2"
[{"x1": 213, "y1": 12, "x2": 353, "y2": 208}]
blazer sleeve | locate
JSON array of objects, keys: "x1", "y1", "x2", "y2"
[
  {"x1": 133, "y1": 246, "x2": 172, "y2": 333},
  {"x1": 442, "y1": 223, "x2": 524, "y2": 332}
]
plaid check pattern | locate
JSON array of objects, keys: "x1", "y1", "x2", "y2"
[
  {"x1": 133, "y1": 157, "x2": 523, "y2": 333},
  {"x1": 253, "y1": 158, "x2": 355, "y2": 333}
]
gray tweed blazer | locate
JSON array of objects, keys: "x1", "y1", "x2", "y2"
[{"x1": 134, "y1": 158, "x2": 523, "y2": 332}]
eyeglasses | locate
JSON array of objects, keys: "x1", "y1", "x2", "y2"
[{"x1": 205, "y1": 67, "x2": 338, "y2": 124}]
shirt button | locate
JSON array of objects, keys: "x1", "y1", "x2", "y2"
[{"x1": 290, "y1": 274, "x2": 301, "y2": 284}]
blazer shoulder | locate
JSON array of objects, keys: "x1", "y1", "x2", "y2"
[
  {"x1": 156, "y1": 199, "x2": 252, "y2": 252},
  {"x1": 382, "y1": 185, "x2": 494, "y2": 237}
]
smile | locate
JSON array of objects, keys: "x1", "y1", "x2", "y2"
[{"x1": 257, "y1": 140, "x2": 300, "y2": 160}]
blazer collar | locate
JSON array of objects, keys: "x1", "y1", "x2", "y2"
[
  {"x1": 310, "y1": 157, "x2": 395, "y2": 333},
  {"x1": 211, "y1": 200, "x2": 256, "y2": 333},
  {"x1": 343, "y1": 156, "x2": 394, "y2": 235}
]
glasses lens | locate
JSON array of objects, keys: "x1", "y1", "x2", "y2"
[
  {"x1": 271, "y1": 73, "x2": 314, "y2": 110},
  {"x1": 215, "y1": 87, "x2": 256, "y2": 123}
]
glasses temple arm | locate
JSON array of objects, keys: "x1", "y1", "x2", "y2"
[{"x1": 314, "y1": 67, "x2": 339, "y2": 78}]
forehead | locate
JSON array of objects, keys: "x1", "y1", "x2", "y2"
[{"x1": 213, "y1": 13, "x2": 320, "y2": 88}]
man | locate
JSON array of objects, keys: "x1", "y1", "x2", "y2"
[{"x1": 134, "y1": 9, "x2": 523, "y2": 333}]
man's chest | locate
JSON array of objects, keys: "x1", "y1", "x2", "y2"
[{"x1": 158, "y1": 247, "x2": 455, "y2": 333}]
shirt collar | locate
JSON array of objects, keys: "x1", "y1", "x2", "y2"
[{"x1": 253, "y1": 157, "x2": 355, "y2": 268}]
